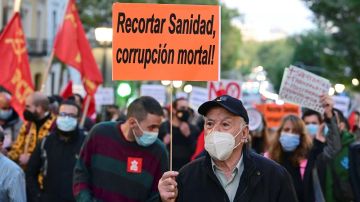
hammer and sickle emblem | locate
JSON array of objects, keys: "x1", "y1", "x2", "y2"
[
  {"x1": 64, "y1": 4, "x2": 77, "y2": 28},
  {"x1": 5, "y1": 29, "x2": 26, "y2": 63},
  {"x1": 83, "y1": 78, "x2": 96, "y2": 92},
  {"x1": 75, "y1": 52, "x2": 81, "y2": 63}
]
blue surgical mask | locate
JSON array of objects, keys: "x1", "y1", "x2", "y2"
[
  {"x1": 306, "y1": 124, "x2": 318, "y2": 137},
  {"x1": 133, "y1": 120, "x2": 158, "y2": 147},
  {"x1": 0, "y1": 109, "x2": 13, "y2": 120},
  {"x1": 56, "y1": 116, "x2": 78, "y2": 132},
  {"x1": 279, "y1": 132, "x2": 300, "y2": 152}
]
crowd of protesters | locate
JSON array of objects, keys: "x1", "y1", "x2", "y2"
[{"x1": 0, "y1": 89, "x2": 359, "y2": 202}]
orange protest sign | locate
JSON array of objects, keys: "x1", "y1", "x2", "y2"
[
  {"x1": 112, "y1": 3, "x2": 220, "y2": 81},
  {"x1": 256, "y1": 103, "x2": 300, "y2": 128}
]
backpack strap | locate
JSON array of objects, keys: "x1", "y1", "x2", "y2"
[{"x1": 40, "y1": 136, "x2": 48, "y2": 177}]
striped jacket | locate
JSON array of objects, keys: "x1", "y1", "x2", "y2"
[{"x1": 73, "y1": 122, "x2": 169, "y2": 202}]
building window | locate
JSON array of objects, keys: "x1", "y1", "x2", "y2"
[
  {"x1": 52, "y1": 10, "x2": 57, "y2": 39},
  {"x1": 2, "y1": 6, "x2": 9, "y2": 28},
  {"x1": 37, "y1": 10, "x2": 42, "y2": 51}
]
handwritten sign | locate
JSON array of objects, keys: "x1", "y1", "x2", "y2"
[
  {"x1": 112, "y1": 3, "x2": 220, "y2": 81},
  {"x1": 333, "y1": 95, "x2": 350, "y2": 117},
  {"x1": 279, "y1": 65, "x2": 331, "y2": 113}
]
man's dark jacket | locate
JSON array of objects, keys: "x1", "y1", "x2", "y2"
[
  {"x1": 26, "y1": 128, "x2": 85, "y2": 202},
  {"x1": 175, "y1": 148, "x2": 298, "y2": 202}
]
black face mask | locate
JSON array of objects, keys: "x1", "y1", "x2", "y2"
[
  {"x1": 176, "y1": 109, "x2": 190, "y2": 122},
  {"x1": 23, "y1": 110, "x2": 38, "y2": 122}
]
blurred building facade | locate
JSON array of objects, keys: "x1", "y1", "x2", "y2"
[{"x1": 0, "y1": 0, "x2": 71, "y2": 94}]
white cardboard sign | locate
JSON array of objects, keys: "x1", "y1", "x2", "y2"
[
  {"x1": 189, "y1": 86, "x2": 208, "y2": 110},
  {"x1": 95, "y1": 87, "x2": 115, "y2": 106},
  {"x1": 279, "y1": 65, "x2": 331, "y2": 113},
  {"x1": 333, "y1": 95, "x2": 350, "y2": 117},
  {"x1": 140, "y1": 84, "x2": 166, "y2": 106}
]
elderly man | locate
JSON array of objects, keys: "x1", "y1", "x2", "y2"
[
  {"x1": 8, "y1": 92, "x2": 56, "y2": 168},
  {"x1": 158, "y1": 95, "x2": 297, "y2": 202}
]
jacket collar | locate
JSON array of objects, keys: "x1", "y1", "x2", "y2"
[{"x1": 203, "y1": 145, "x2": 262, "y2": 201}]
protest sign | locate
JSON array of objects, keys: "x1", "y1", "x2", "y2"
[
  {"x1": 176, "y1": 92, "x2": 188, "y2": 99},
  {"x1": 333, "y1": 95, "x2": 350, "y2": 117},
  {"x1": 112, "y1": 3, "x2": 220, "y2": 81},
  {"x1": 279, "y1": 65, "x2": 331, "y2": 113},
  {"x1": 256, "y1": 103, "x2": 300, "y2": 128},
  {"x1": 247, "y1": 108, "x2": 263, "y2": 131},
  {"x1": 95, "y1": 87, "x2": 115, "y2": 106},
  {"x1": 140, "y1": 84, "x2": 166, "y2": 106},
  {"x1": 208, "y1": 80, "x2": 242, "y2": 100},
  {"x1": 189, "y1": 86, "x2": 208, "y2": 110}
]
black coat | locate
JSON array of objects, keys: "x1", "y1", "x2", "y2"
[
  {"x1": 349, "y1": 142, "x2": 360, "y2": 202},
  {"x1": 26, "y1": 129, "x2": 85, "y2": 202},
  {"x1": 278, "y1": 116, "x2": 342, "y2": 202},
  {"x1": 175, "y1": 148, "x2": 298, "y2": 202}
]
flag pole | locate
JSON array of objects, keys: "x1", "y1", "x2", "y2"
[
  {"x1": 40, "y1": 50, "x2": 55, "y2": 92},
  {"x1": 13, "y1": 0, "x2": 22, "y2": 13},
  {"x1": 14, "y1": 0, "x2": 29, "y2": 156},
  {"x1": 40, "y1": 0, "x2": 70, "y2": 93},
  {"x1": 169, "y1": 81, "x2": 173, "y2": 171},
  {"x1": 80, "y1": 95, "x2": 91, "y2": 129}
]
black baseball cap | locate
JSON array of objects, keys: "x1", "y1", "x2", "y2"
[{"x1": 198, "y1": 95, "x2": 249, "y2": 124}]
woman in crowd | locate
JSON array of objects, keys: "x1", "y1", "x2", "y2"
[{"x1": 268, "y1": 95, "x2": 341, "y2": 202}]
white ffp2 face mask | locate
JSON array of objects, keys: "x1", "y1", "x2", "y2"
[{"x1": 204, "y1": 126, "x2": 245, "y2": 161}]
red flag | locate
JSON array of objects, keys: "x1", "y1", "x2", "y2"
[
  {"x1": 0, "y1": 13, "x2": 34, "y2": 119},
  {"x1": 54, "y1": 0, "x2": 103, "y2": 96},
  {"x1": 83, "y1": 95, "x2": 96, "y2": 121},
  {"x1": 60, "y1": 80, "x2": 73, "y2": 99}
]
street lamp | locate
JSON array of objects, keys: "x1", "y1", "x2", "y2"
[
  {"x1": 173, "y1": 81, "x2": 183, "y2": 88},
  {"x1": 352, "y1": 78, "x2": 359, "y2": 86},
  {"x1": 184, "y1": 84, "x2": 193, "y2": 93},
  {"x1": 334, "y1": 84, "x2": 345, "y2": 93},
  {"x1": 95, "y1": 27, "x2": 112, "y2": 86},
  {"x1": 328, "y1": 87, "x2": 335, "y2": 96},
  {"x1": 161, "y1": 80, "x2": 171, "y2": 86}
]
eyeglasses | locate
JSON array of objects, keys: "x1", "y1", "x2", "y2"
[{"x1": 58, "y1": 112, "x2": 78, "y2": 118}]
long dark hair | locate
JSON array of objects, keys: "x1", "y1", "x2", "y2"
[{"x1": 269, "y1": 115, "x2": 312, "y2": 166}]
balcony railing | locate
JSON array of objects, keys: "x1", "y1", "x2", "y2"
[{"x1": 27, "y1": 38, "x2": 48, "y2": 56}]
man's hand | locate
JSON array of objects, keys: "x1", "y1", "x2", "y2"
[
  {"x1": 163, "y1": 134, "x2": 171, "y2": 145},
  {"x1": 320, "y1": 94, "x2": 334, "y2": 119},
  {"x1": 158, "y1": 171, "x2": 179, "y2": 202},
  {"x1": 19, "y1": 153, "x2": 31, "y2": 166},
  {"x1": 179, "y1": 122, "x2": 191, "y2": 137}
]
